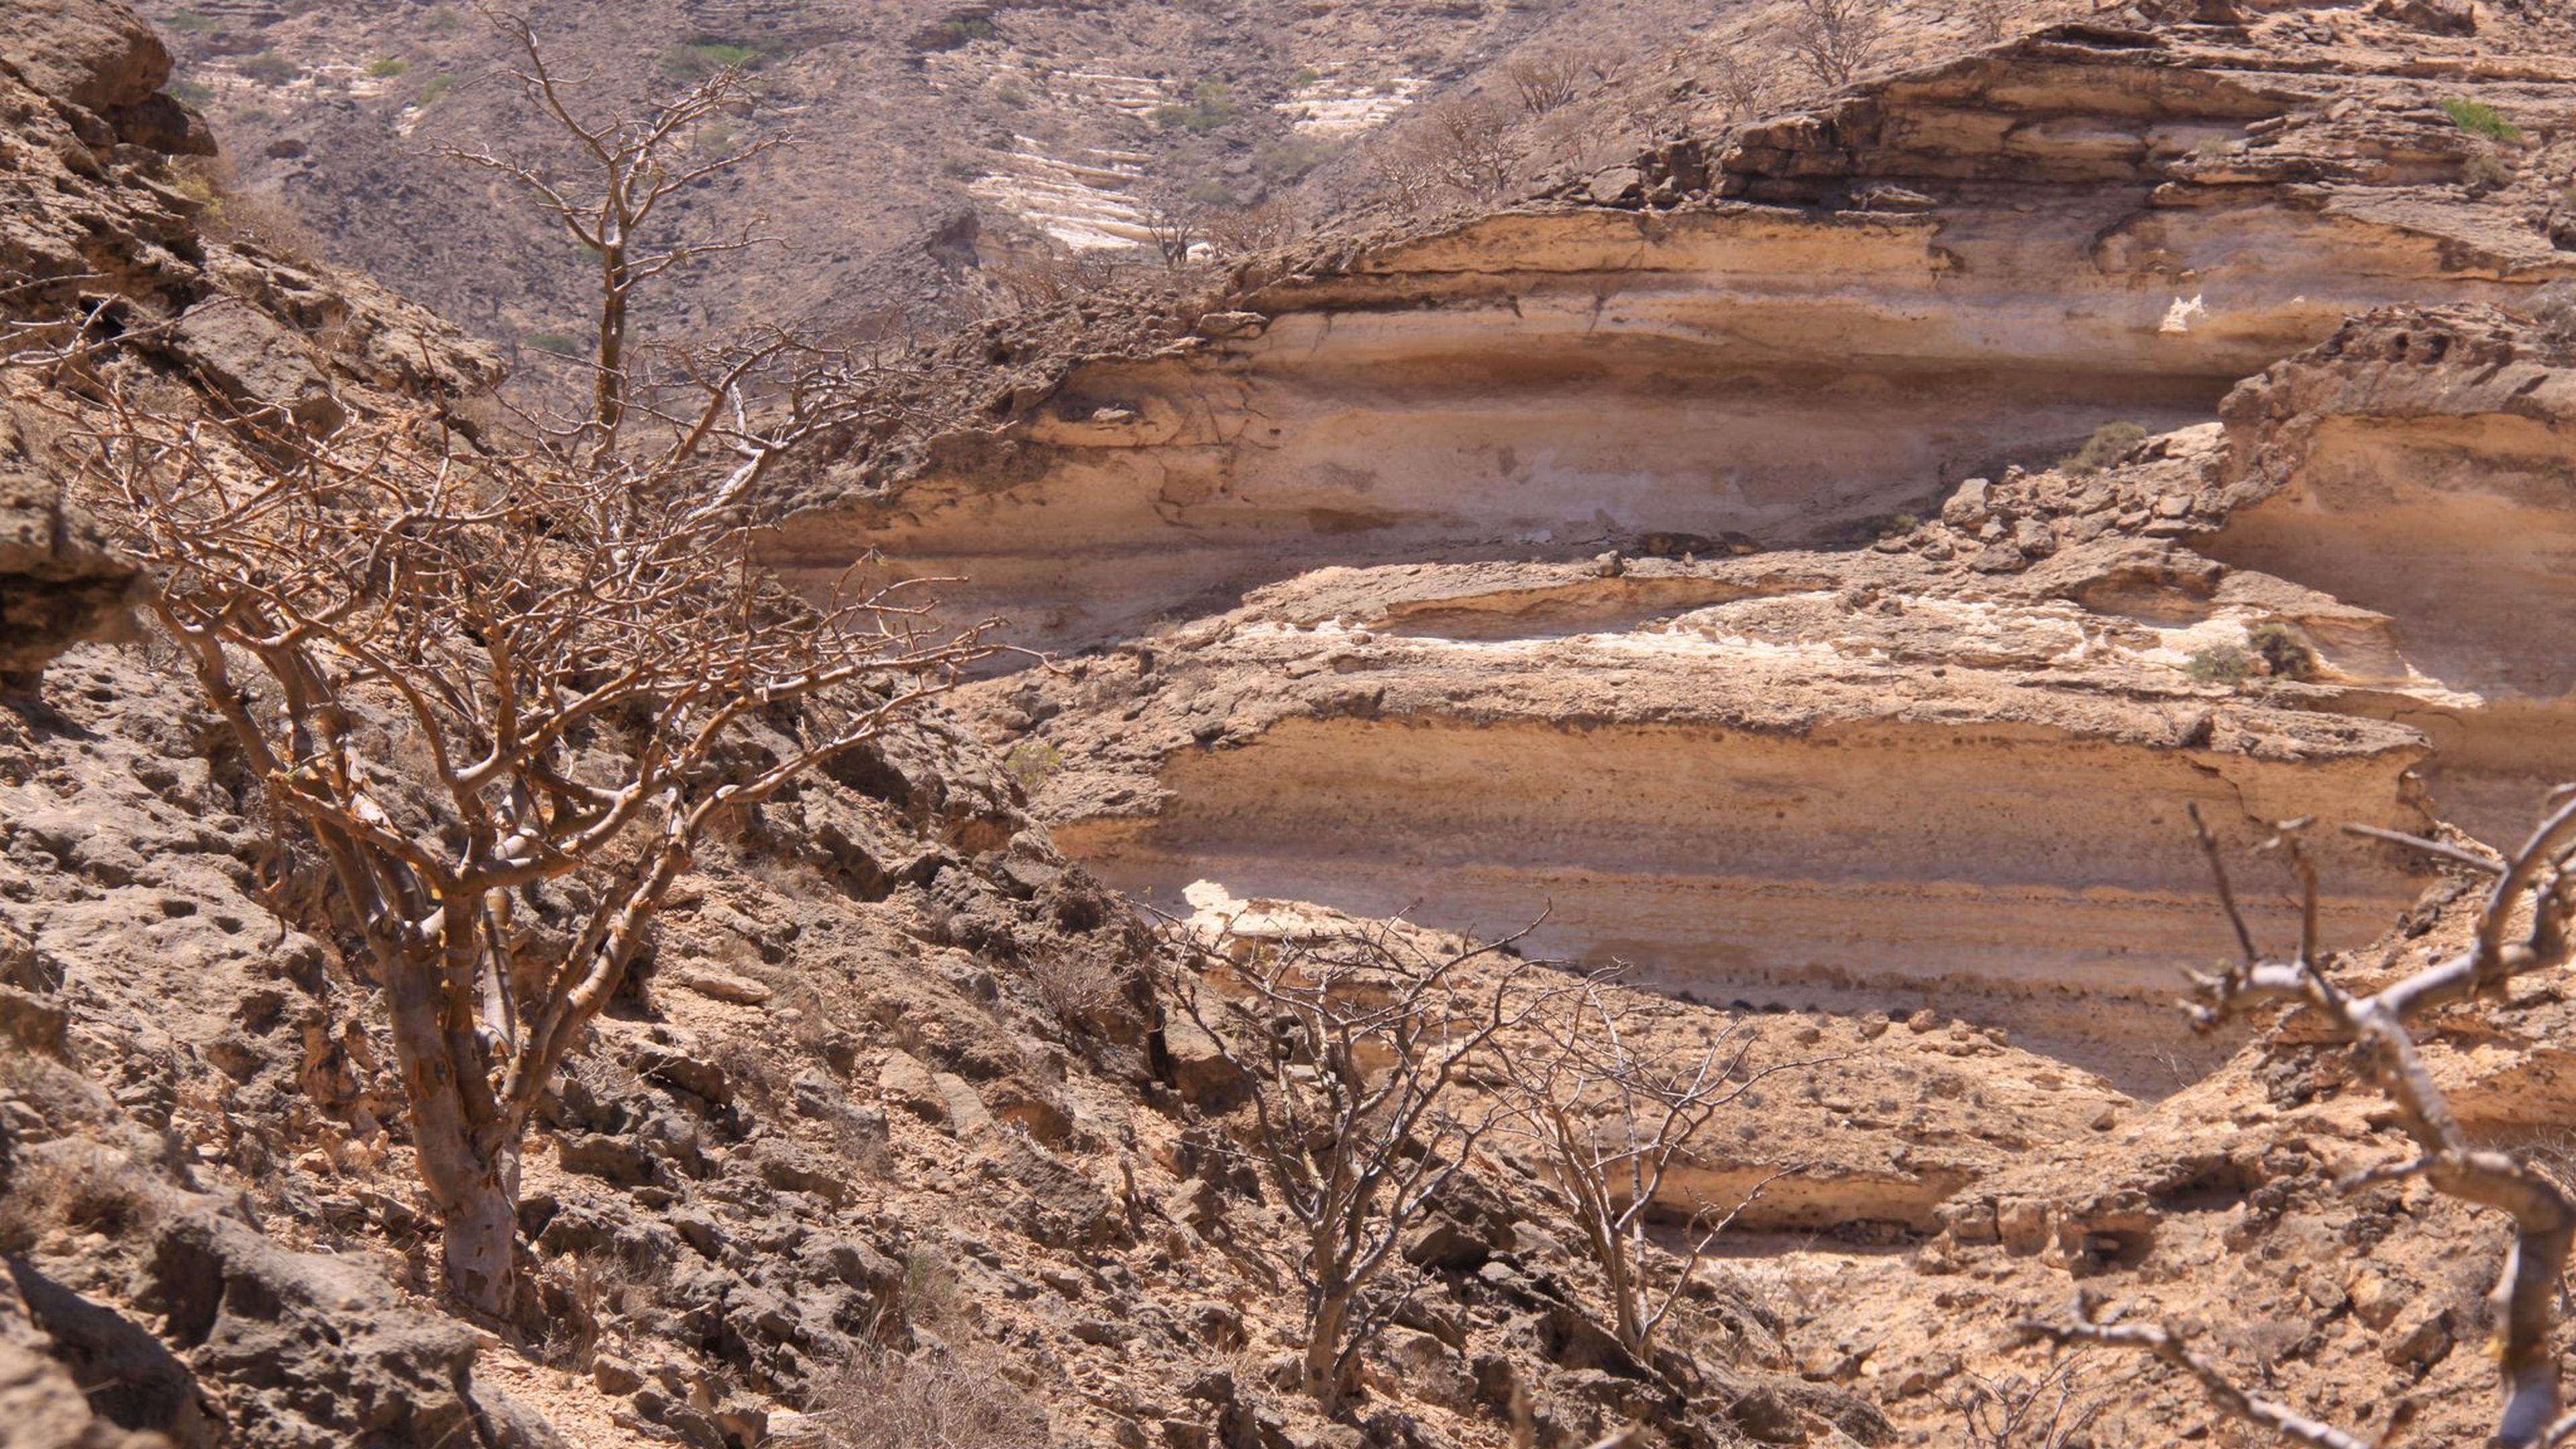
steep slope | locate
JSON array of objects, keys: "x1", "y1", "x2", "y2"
[
  {"x1": 6, "y1": 7, "x2": 2071, "y2": 1449},
  {"x1": 120, "y1": 0, "x2": 1699, "y2": 362}
]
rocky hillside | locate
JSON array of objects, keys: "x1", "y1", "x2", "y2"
[
  {"x1": 19, "y1": 2, "x2": 2576, "y2": 1449},
  {"x1": 117, "y1": 0, "x2": 1731, "y2": 365}
]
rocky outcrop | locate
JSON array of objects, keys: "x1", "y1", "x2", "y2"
[
  {"x1": 2196, "y1": 304, "x2": 2576, "y2": 844},
  {"x1": 0, "y1": 408, "x2": 134, "y2": 686}
]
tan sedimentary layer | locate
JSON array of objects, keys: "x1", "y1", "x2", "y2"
[
  {"x1": 1005, "y1": 506, "x2": 2447, "y2": 1087},
  {"x1": 1062, "y1": 711, "x2": 2423, "y2": 1085}
]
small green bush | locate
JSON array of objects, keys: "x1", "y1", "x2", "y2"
[
  {"x1": 524, "y1": 331, "x2": 584, "y2": 356},
  {"x1": 1255, "y1": 137, "x2": 1334, "y2": 181},
  {"x1": 1154, "y1": 78, "x2": 1242, "y2": 133},
  {"x1": 1880, "y1": 512, "x2": 1921, "y2": 537},
  {"x1": 660, "y1": 42, "x2": 761, "y2": 82},
  {"x1": 417, "y1": 72, "x2": 456, "y2": 105},
  {"x1": 2186, "y1": 645, "x2": 2254, "y2": 686},
  {"x1": 2442, "y1": 97, "x2": 2521, "y2": 142},
  {"x1": 165, "y1": 10, "x2": 212, "y2": 34},
  {"x1": 366, "y1": 57, "x2": 410, "y2": 78},
  {"x1": 424, "y1": 4, "x2": 460, "y2": 33},
  {"x1": 1004, "y1": 740, "x2": 1063, "y2": 790},
  {"x1": 170, "y1": 78, "x2": 215, "y2": 105},
  {"x1": 239, "y1": 51, "x2": 300, "y2": 85},
  {"x1": 2063, "y1": 420, "x2": 2148, "y2": 476},
  {"x1": 933, "y1": 17, "x2": 996, "y2": 48},
  {"x1": 2248, "y1": 623, "x2": 2318, "y2": 682}
]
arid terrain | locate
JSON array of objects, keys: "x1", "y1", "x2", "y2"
[{"x1": 13, "y1": 0, "x2": 2576, "y2": 1448}]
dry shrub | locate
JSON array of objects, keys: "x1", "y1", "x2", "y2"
[
  {"x1": 1945, "y1": 1354, "x2": 2108, "y2": 1448},
  {"x1": 1202, "y1": 199, "x2": 1301, "y2": 257},
  {"x1": 1503, "y1": 48, "x2": 1606, "y2": 117},
  {"x1": 1709, "y1": 45, "x2": 1788, "y2": 121},
  {"x1": 987, "y1": 248, "x2": 1123, "y2": 309},
  {"x1": 0, "y1": 1138, "x2": 155, "y2": 1250},
  {"x1": 1024, "y1": 948, "x2": 1122, "y2": 1030},
  {"x1": 818, "y1": 1344, "x2": 1053, "y2": 1449},
  {"x1": 1959, "y1": 0, "x2": 2016, "y2": 44},
  {"x1": 1786, "y1": 0, "x2": 1888, "y2": 87},
  {"x1": 172, "y1": 154, "x2": 331, "y2": 266},
  {"x1": 900, "y1": 1246, "x2": 967, "y2": 1330}
]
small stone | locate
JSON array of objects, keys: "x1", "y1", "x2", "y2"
[
  {"x1": 594, "y1": 1356, "x2": 645, "y2": 1395},
  {"x1": 1071, "y1": 1317, "x2": 1132, "y2": 1346},
  {"x1": 666, "y1": 964, "x2": 773, "y2": 1006},
  {"x1": 1940, "y1": 477, "x2": 1991, "y2": 527},
  {"x1": 1195, "y1": 311, "x2": 1268, "y2": 339},
  {"x1": 1905, "y1": 1008, "x2": 1942, "y2": 1033},
  {"x1": 1586, "y1": 164, "x2": 1644, "y2": 203},
  {"x1": 877, "y1": 1051, "x2": 948, "y2": 1123}
]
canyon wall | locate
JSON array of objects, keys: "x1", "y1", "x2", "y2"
[{"x1": 775, "y1": 23, "x2": 2574, "y2": 652}]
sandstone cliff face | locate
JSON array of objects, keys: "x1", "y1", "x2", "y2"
[
  {"x1": 863, "y1": 13, "x2": 2576, "y2": 1090},
  {"x1": 773, "y1": 17, "x2": 2576, "y2": 653}
]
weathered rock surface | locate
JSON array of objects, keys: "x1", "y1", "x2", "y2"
[
  {"x1": 2200, "y1": 303, "x2": 2576, "y2": 844},
  {"x1": 0, "y1": 407, "x2": 134, "y2": 684}
]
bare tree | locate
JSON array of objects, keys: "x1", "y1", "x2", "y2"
[
  {"x1": 1503, "y1": 48, "x2": 1604, "y2": 117},
  {"x1": 19, "y1": 13, "x2": 1002, "y2": 1322},
  {"x1": 1958, "y1": 0, "x2": 2017, "y2": 46},
  {"x1": 50, "y1": 392, "x2": 994, "y2": 1320},
  {"x1": 1707, "y1": 45, "x2": 1787, "y2": 121},
  {"x1": 1946, "y1": 1356, "x2": 2108, "y2": 1448},
  {"x1": 1137, "y1": 183, "x2": 1211, "y2": 270},
  {"x1": 1495, "y1": 972, "x2": 1820, "y2": 1360},
  {"x1": 1786, "y1": 0, "x2": 1889, "y2": 89},
  {"x1": 1163, "y1": 919, "x2": 1533, "y2": 1415},
  {"x1": 1420, "y1": 97, "x2": 1523, "y2": 203},
  {"x1": 2029, "y1": 802, "x2": 2576, "y2": 1449},
  {"x1": 1202, "y1": 199, "x2": 1300, "y2": 258},
  {"x1": 442, "y1": 12, "x2": 787, "y2": 466},
  {"x1": 1359, "y1": 139, "x2": 1450, "y2": 217}
]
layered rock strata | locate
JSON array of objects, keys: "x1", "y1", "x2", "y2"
[{"x1": 775, "y1": 18, "x2": 2576, "y2": 653}]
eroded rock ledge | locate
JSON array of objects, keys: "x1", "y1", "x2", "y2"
[
  {"x1": 984, "y1": 301, "x2": 2576, "y2": 1087},
  {"x1": 994, "y1": 500, "x2": 2441, "y2": 1088}
]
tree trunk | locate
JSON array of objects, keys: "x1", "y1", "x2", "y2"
[
  {"x1": 421, "y1": 1126, "x2": 522, "y2": 1321},
  {"x1": 382, "y1": 945, "x2": 524, "y2": 1322},
  {"x1": 1305, "y1": 1287, "x2": 1352, "y2": 1414}
]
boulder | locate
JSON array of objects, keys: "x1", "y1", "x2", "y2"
[{"x1": 0, "y1": 408, "x2": 138, "y2": 686}]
